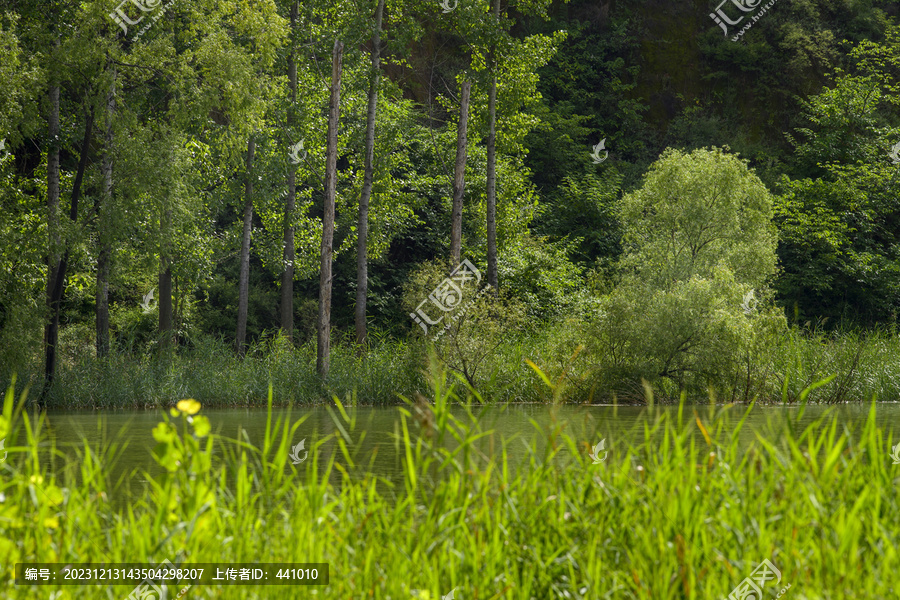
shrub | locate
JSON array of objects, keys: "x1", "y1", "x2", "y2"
[
  {"x1": 590, "y1": 146, "x2": 785, "y2": 397},
  {"x1": 403, "y1": 259, "x2": 529, "y2": 388}
]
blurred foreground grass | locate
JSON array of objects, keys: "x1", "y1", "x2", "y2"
[{"x1": 1, "y1": 363, "x2": 899, "y2": 599}]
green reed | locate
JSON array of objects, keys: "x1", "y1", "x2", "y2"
[{"x1": 1, "y1": 367, "x2": 899, "y2": 599}]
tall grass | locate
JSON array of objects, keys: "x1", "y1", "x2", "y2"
[
  {"x1": 2, "y1": 323, "x2": 900, "y2": 408},
  {"x1": 534, "y1": 321, "x2": 900, "y2": 404},
  {"x1": 768, "y1": 326, "x2": 900, "y2": 403},
  {"x1": 2, "y1": 365, "x2": 899, "y2": 599},
  {"x1": 12, "y1": 334, "x2": 426, "y2": 409}
]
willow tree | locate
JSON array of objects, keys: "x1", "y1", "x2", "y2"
[{"x1": 598, "y1": 147, "x2": 782, "y2": 392}]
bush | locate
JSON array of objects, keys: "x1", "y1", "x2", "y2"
[
  {"x1": 589, "y1": 146, "x2": 785, "y2": 397},
  {"x1": 403, "y1": 259, "x2": 529, "y2": 388}
]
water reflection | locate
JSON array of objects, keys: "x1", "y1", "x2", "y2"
[{"x1": 35, "y1": 402, "x2": 899, "y2": 505}]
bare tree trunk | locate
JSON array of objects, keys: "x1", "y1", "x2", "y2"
[
  {"x1": 281, "y1": 0, "x2": 299, "y2": 341},
  {"x1": 486, "y1": 0, "x2": 500, "y2": 291},
  {"x1": 355, "y1": 0, "x2": 384, "y2": 352},
  {"x1": 96, "y1": 248, "x2": 110, "y2": 355},
  {"x1": 159, "y1": 262, "x2": 173, "y2": 346},
  {"x1": 450, "y1": 80, "x2": 470, "y2": 267},
  {"x1": 317, "y1": 39, "x2": 344, "y2": 379},
  {"x1": 96, "y1": 66, "x2": 115, "y2": 357},
  {"x1": 46, "y1": 84, "x2": 61, "y2": 302},
  {"x1": 236, "y1": 136, "x2": 256, "y2": 356},
  {"x1": 486, "y1": 74, "x2": 498, "y2": 290},
  {"x1": 157, "y1": 183, "x2": 175, "y2": 349},
  {"x1": 42, "y1": 84, "x2": 61, "y2": 396},
  {"x1": 45, "y1": 105, "x2": 93, "y2": 390}
]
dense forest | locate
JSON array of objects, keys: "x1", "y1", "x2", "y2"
[{"x1": 1, "y1": 0, "x2": 899, "y2": 406}]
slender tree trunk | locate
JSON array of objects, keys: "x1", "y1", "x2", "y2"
[
  {"x1": 42, "y1": 84, "x2": 61, "y2": 396},
  {"x1": 236, "y1": 136, "x2": 256, "y2": 356},
  {"x1": 96, "y1": 251, "x2": 111, "y2": 356},
  {"x1": 317, "y1": 39, "x2": 343, "y2": 379},
  {"x1": 281, "y1": 0, "x2": 299, "y2": 341},
  {"x1": 486, "y1": 77, "x2": 498, "y2": 290},
  {"x1": 450, "y1": 80, "x2": 471, "y2": 267},
  {"x1": 159, "y1": 261, "x2": 173, "y2": 345},
  {"x1": 355, "y1": 0, "x2": 384, "y2": 351},
  {"x1": 158, "y1": 191, "x2": 174, "y2": 349},
  {"x1": 45, "y1": 106, "x2": 94, "y2": 390},
  {"x1": 96, "y1": 67, "x2": 115, "y2": 357},
  {"x1": 46, "y1": 85, "x2": 61, "y2": 300},
  {"x1": 486, "y1": 0, "x2": 501, "y2": 291}
]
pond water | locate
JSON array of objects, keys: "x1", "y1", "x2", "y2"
[{"x1": 33, "y1": 401, "x2": 900, "y2": 502}]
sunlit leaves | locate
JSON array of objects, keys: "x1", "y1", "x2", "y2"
[{"x1": 594, "y1": 147, "x2": 783, "y2": 390}]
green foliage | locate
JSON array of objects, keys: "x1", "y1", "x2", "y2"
[
  {"x1": 497, "y1": 235, "x2": 589, "y2": 321},
  {"x1": 0, "y1": 159, "x2": 45, "y2": 371},
  {"x1": 774, "y1": 173, "x2": 900, "y2": 324},
  {"x1": 0, "y1": 16, "x2": 32, "y2": 137},
  {"x1": 533, "y1": 171, "x2": 623, "y2": 269},
  {"x1": 618, "y1": 147, "x2": 778, "y2": 287},
  {"x1": 403, "y1": 258, "x2": 529, "y2": 388},
  {"x1": 592, "y1": 147, "x2": 783, "y2": 394},
  {"x1": 2, "y1": 0, "x2": 900, "y2": 401},
  {"x1": 776, "y1": 26, "x2": 900, "y2": 325}
]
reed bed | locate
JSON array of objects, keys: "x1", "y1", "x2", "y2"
[{"x1": 5, "y1": 324, "x2": 900, "y2": 409}]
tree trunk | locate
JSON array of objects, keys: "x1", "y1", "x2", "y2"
[
  {"x1": 96, "y1": 250, "x2": 110, "y2": 354},
  {"x1": 236, "y1": 136, "x2": 256, "y2": 356},
  {"x1": 159, "y1": 262, "x2": 173, "y2": 345},
  {"x1": 450, "y1": 80, "x2": 470, "y2": 267},
  {"x1": 281, "y1": 0, "x2": 299, "y2": 341},
  {"x1": 355, "y1": 0, "x2": 384, "y2": 351},
  {"x1": 317, "y1": 39, "x2": 344, "y2": 379},
  {"x1": 96, "y1": 67, "x2": 115, "y2": 357},
  {"x1": 486, "y1": 0, "x2": 501, "y2": 291},
  {"x1": 45, "y1": 104, "x2": 93, "y2": 391},
  {"x1": 42, "y1": 84, "x2": 61, "y2": 396},
  {"x1": 486, "y1": 73, "x2": 498, "y2": 290},
  {"x1": 159, "y1": 198, "x2": 174, "y2": 349}
]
